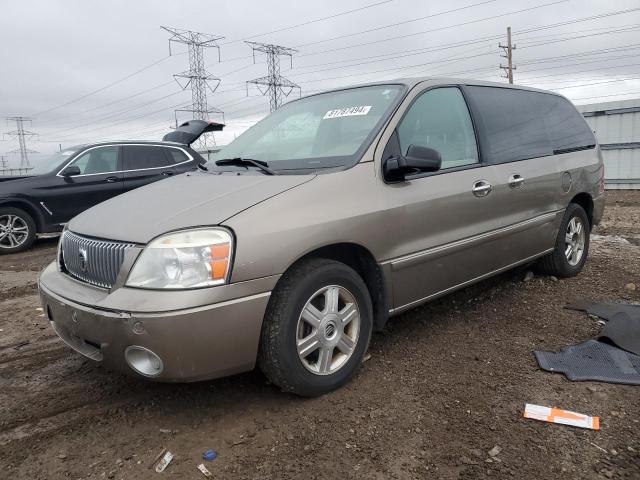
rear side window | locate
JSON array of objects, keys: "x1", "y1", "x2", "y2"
[
  {"x1": 166, "y1": 148, "x2": 189, "y2": 164},
  {"x1": 541, "y1": 96, "x2": 596, "y2": 153},
  {"x1": 397, "y1": 87, "x2": 479, "y2": 170},
  {"x1": 466, "y1": 86, "x2": 595, "y2": 163},
  {"x1": 123, "y1": 145, "x2": 171, "y2": 170},
  {"x1": 465, "y1": 86, "x2": 552, "y2": 163}
]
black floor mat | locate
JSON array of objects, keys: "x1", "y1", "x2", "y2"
[
  {"x1": 535, "y1": 340, "x2": 640, "y2": 386},
  {"x1": 564, "y1": 300, "x2": 640, "y2": 322},
  {"x1": 600, "y1": 312, "x2": 640, "y2": 356}
]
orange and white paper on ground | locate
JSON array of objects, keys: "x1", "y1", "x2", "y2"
[{"x1": 523, "y1": 403, "x2": 600, "y2": 430}]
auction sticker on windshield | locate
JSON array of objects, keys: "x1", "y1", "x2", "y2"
[{"x1": 323, "y1": 105, "x2": 372, "y2": 119}]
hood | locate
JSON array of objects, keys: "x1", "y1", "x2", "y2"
[
  {"x1": 0, "y1": 175, "x2": 34, "y2": 184},
  {"x1": 162, "y1": 120, "x2": 224, "y2": 146},
  {"x1": 68, "y1": 171, "x2": 315, "y2": 244}
]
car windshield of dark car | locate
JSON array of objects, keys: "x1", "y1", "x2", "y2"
[
  {"x1": 30, "y1": 147, "x2": 84, "y2": 175},
  {"x1": 207, "y1": 85, "x2": 405, "y2": 173}
]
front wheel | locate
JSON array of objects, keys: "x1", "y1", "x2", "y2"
[
  {"x1": 258, "y1": 258, "x2": 373, "y2": 397},
  {"x1": 0, "y1": 207, "x2": 36, "y2": 254},
  {"x1": 537, "y1": 203, "x2": 590, "y2": 277}
]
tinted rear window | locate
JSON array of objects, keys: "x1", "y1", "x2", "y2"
[
  {"x1": 123, "y1": 145, "x2": 171, "y2": 170},
  {"x1": 466, "y1": 86, "x2": 595, "y2": 163}
]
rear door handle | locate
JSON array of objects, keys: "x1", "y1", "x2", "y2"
[
  {"x1": 105, "y1": 176, "x2": 119, "y2": 183},
  {"x1": 472, "y1": 180, "x2": 492, "y2": 197},
  {"x1": 161, "y1": 171, "x2": 174, "y2": 176},
  {"x1": 509, "y1": 174, "x2": 525, "y2": 189}
]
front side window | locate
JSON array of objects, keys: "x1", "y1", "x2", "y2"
[
  {"x1": 69, "y1": 146, "x2": 119, "y2": 175},
  {"x1": 208, "y1": 85, "x2": 405, "y2": 173},
  {"x1": 124, "y1": 145, "x2": 171, "y2": 170},
  {"x1": 397, "y1": 87, "x2": 479, "y2": 170}
]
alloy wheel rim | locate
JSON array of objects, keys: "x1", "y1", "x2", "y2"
[
  {"x1": 564, "y1": 216, "x2": 586, "y2": 266},
  {"x1": 296, "y1": 285, "x2": 360, "y2": 376},
  {"x1": 0, "y1": 215, "x2": 29, "y2": 249}
]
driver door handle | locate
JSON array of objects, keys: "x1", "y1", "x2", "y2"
[
  {"x1": 509, "y1": 174, "x2": 525, "y2": 188},
  {"x1": 472, "y1": 180, "x2": 492, "y2": 197},
  {"x1": 105, "y1": 176, "x2": 119, "y2": 183}
]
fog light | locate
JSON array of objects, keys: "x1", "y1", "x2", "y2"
[{"x1": 124, "y1": 346, "x2": 163, "y2": 377}]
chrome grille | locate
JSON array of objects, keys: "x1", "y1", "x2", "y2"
[{"x1": 61, "y1": 231, "x2": 135, "y2": 288}]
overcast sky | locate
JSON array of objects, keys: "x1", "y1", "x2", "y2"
[{"x1": 1, "y1": 0, "x2": 640, "y2": 165}]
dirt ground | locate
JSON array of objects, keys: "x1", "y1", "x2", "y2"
[{"x1": 0, "y1": 192, "x2": 639, "y2": 480}]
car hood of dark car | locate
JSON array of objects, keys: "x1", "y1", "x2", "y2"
[
  {"x1": 68, "y1": 171, "x2": 316, "y2": 244},
  {"x1": 0, "y1": 175, "x2": 35, "y2": 186}
]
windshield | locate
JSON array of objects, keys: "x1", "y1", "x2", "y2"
[
  {"x1": 208, "y1": 85, "x2": 405, "y2": 173},
  {"x1": 30, "y1": 147, "x2": 84, "y2": 175}
]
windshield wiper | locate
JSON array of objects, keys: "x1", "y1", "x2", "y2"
[{"x1": 215, "y1": 157, "x2": 277, "y2": 175}]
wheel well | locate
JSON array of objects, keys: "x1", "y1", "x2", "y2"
[
  {"x1": 294, "y1": 243, "x2": 389, "y2": 331},
  {"x1": 0, "y1": 201, "x2": 43, "y2": 232},
  {"x1": 569, "y1": 192, "x2": 594, "y2": 229}
]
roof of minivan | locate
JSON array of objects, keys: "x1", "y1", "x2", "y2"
[{"x1": 302, "y1": 77, "x2": 564, "y2": 98}]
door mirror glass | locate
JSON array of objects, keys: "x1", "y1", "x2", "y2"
[{"x1": 60, "y1": 165, "x2": 81, "y2": 177}]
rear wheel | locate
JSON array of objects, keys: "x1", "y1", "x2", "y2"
[
  {"x1": 537, "y1": 203, "x2": 590, "y2": 277},
  {"x1": 0, "y1": 207, "x2": 36, "y2": 254},
  {"x1": 258, "y1": 258, "x2": 373, "y2": 397}
]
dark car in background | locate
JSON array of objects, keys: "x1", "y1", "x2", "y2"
[{"x1": 0, "y1": 120, "x2": 221, "y2": 253}]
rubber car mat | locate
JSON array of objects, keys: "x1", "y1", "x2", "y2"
[
  {"x1": 564, "y1": 300, "x2": 640, "y2": 322},
  {"x1": 534, "y1": 340, "x2": 640, "y2": 386},
  {"x1": 599, "y1": 312, "x2": 640, "y2": 356}
]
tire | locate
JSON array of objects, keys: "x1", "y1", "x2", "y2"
[
  {"x1": 258, "y1": 258, "x2": 373, "y2": 397},
  {"x1": 0, "y1": 207, "x2": 36, "y2": 254},
  {"x1": 537, "y1": 203, "x2": 590, "y2": 278}
]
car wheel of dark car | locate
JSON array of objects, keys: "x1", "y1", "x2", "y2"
[
  {"x1": 537, "y1": 203, "x2": 590, "y2": 277},
  {"x1": 0, "y1": 207, "x2": 37, "y2": 254},
  {"x1": 258, "y1": 258, "x2": 373, "y2": 397}
]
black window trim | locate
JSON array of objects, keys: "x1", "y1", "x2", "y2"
[
  {"x1": 460, "y1": 84, "x2": 596, "y2": 166},
  {"x1": 381, "y1": 83, "x2": 489, "y2": 183},
  {"x1": 56, "y1": 144, "x2": 194, "y2": 178}
]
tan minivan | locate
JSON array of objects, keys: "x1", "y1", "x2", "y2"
[{"x1": 39, "y1": 78, "x2": 605, "y2": 396}]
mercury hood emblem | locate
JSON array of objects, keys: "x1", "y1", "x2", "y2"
[{"x1": 78, "y1": 247, "x2": 88, "y2": 272}]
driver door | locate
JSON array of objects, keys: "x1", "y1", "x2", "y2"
[{"x1": 42, "y1": 145, "x2": 123, "y2": 224}]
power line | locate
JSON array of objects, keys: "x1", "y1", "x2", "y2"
[
  {"x1": 222, "y1": 0, "x2": 394, "y2": 45},
  {"x1": 294, "y1": 0, "x2": 501, "y2": 48},
  {"x1": 34, "y1": 55, "x2": 175, "y2": 117}
]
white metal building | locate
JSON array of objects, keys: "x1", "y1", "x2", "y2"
[{"x1": 576, "y1": 99, "x2": 640, "y2": 189}]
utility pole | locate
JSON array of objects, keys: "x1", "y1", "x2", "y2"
[
  {"x1": 246, "y1": 42, "x2": 301, "y2": 112},
  {"x1": 499, "y1": 26, "x2": 516, "y2": 84},
  {"x1": 3, "y1": 116, "x2": 37, "y2": 169},
  {"x1": 162, "y1": 26, "x2": 225, "y2": 148}
]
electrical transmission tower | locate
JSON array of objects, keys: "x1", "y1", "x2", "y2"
[
  {"x1": 246, "y1": 42, "x2": 301, "y2": 112},
  {"x1": 162, "y1": 26, "x2": 225, "y2": 148},
  {"x1": 499, "y1": 26, "x2": 516, "y2": 84},
  {"x1": 3, "y1": 116, "x2": 37, "y2": 169}
]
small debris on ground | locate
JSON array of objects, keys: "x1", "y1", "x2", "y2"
[
  {"x1": 524, "y1": 271, "x2": 535, "y2": 282},
  {"x1": 154, "y1": 450, "x2": 174, "y2": 473},
  {"x1": 488, "y1": 445, "x2": 502, "y2": 457},
  {"x1": 362, "y1": 353, "x2": 371, "y2": 363},
  {"x1": 523, "y1": 404, "x2": 600, "y2": 430},
  {"x1": 626, "y1": 282, "x2": 636, "y2": 291},
  {"x1": 203, "y1": 449, "x2": 217, "y2": 461},
  {"x1": 197, "y1": 463, "x2": 213, "y2": 477},
  {"x1": 13, "y1": 340, "x2": 29, "y2": 350}
]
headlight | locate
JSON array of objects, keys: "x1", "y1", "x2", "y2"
[{"x1": 126, "y1": 228, "x2": 233, "y2": 289}]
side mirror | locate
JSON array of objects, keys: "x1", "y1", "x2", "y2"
[
  {"x1": 384, "y1": 144, "x2": 442, "y2": 182},
  {"x1": 60, "y1": 165, "x2": 81, "y2": 177}
]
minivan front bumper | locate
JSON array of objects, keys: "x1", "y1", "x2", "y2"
[{"x1": 39, "y1": 262, "x2": 276, "y2": 382}]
